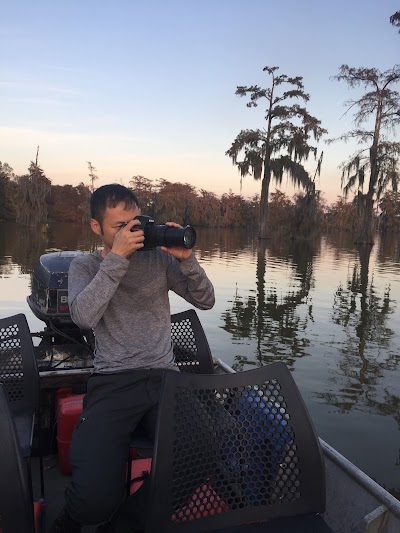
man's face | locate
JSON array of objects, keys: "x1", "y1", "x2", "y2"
[{"x1": 91, "y1": 201, "x2": 141, "y2": 252}]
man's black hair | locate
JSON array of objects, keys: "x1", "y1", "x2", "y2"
[{"x1": 91, "y1": 184, "x2": 140, "y2": 224}]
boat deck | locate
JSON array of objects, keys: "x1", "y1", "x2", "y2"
[
  {"x1": 32, "y1": 455, "x2": 99, "y2": 532},
  {"x1": 31, "y1": 456, "x2": 331, "y2": 533}
]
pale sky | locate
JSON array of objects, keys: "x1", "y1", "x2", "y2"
[{"x1": 1, "y1": 1, "x2": 399, "y2": 204}]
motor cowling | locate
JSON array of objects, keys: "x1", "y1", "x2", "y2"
[
  {"x1": 27, "y1": 251, "x2": 85, "y2": 326},
  {"x1": 28, "y1": 251, "x2": 95, "y2": 366}
]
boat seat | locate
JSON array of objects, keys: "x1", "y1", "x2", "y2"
[
  {"x1": 142, "y1": 363, "x2": 334, "y2": 532},
  {"x1": 0, "y1": 383, "x2": 44, "y2": 533},
  {"x1": 0, "y1": 313, "x2": 45, "y2": 500},
  {"x1": 169, "y1": 309, "x2": 214, "y2": 374}
]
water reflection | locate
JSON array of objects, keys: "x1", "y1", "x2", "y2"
[
  {"x1": 1, "y1": 222, "x2": 400, "y2": 496},
  {"x1": 333, "y1": 247, "x2": 393, "y2": 354},
  {"x1": 377, "y1": 233, "x2": 400, "y2": 268},
  {"x1": 0, "y1": 223, "x2": 49, "y2": 275},
  {"x1": 329, "y1": 245, "x2": 400, "y2": 424},
  {"x1": 222, "y1": 238, "x2": 320, "y2": 371},
  {"x1": 0, "y1": 222, "x2": 99, "y2": 276},
  {"x1": 194, "y1": 227, "x2": 256, "y2": 261}
]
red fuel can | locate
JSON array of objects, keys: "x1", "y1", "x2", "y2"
[{"x1": 56, "y1": 393, "x2": 84, "y2": 475}]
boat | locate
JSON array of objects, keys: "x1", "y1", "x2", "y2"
[
  {"x1": 31, "y1": 359, "x2": 400, "y2": 533},
  {"x1": 2, "y1": 251, "x2": 400, "y2": 532},
  {"x1": 32, "y1": 358, "x2": 400, "y2": 533}
]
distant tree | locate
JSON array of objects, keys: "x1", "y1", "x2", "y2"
[
  {"x1": 194, "y1": 189, "x2": 221, "y2": 227},
  {"x1": 378, "y1": 190, "x2": 400, "y2": 232},
  {"x1": 330, "y1": 65, "x2": 400, "y2": 244},
  {"x1": 267, "y1": 189, "x2": 294, "y2": 230},
  {"x1": 76, "y1": 182, "x2": 91, "y2": 224},
  {"x1": 10, "y1": 150, "x2": 51, "y2": 226},
  {"x1": 326, "y1": 197, "x2": 359, "y2": 232},
  {"x1": 49, "y1": 184, "x2": 89, "y2": 222},
  {"x1": 153, "y1": 180, "x2": 198, "y2": 225},
  {"x1": 390, "y1": 10, "x2": 400, "y2": 32},
  {"x1": 291, "y1": 188, "x2": 325, "y2": 238},
  {"x1": 219, "y1": 191, "x2": 256, "y2": 229},
  {"x1": 129, "y1": 175, "x2": 154, "y2": 215},
  {"x1": 226, "y1": 66, "x2": 326, "y2": 239},
  {"x1": 0, "y1": 161, "x2": 16, "y2": 221},
  {"x1": 12, "y1": 166, "x2": 51, "y2": 226},
  {"x1": 87, "y1": 161, "x2": 98, "y2": 192},
  {"x1": 297, "y1": 153, "x2": 325, "y2": 233}
]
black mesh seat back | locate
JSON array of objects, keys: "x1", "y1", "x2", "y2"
[
  {"x1": 0, "y1": 314, "x2": 39, "y2": 413},
  {"x1": 147, "y1": 363, "x2": 325, "y2": 532},
  {"x1": 171, "y1": 310, "x2": 214, "y2": 374},
  {"x1": 0, "y1": 384, "x2": 35, "y2": 532}
]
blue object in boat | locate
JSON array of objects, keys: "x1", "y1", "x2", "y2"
[{"x1": 220, "y1": 387, "x2": 294, "y2": 506}]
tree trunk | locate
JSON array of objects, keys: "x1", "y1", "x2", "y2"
[
  {"x1": 355, "y1": 193, "x2": 375, "y2": 245},
  {"x1": 355, "y1": 96, "x2": 382, "y2": 245},
  {"x1": 258, "y1": 172, "x2": 271, "y2": 239}
]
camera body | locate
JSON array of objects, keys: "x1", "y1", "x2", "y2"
[{"x1": 132, "y1": 215, "x2": 196, "y2": 251}]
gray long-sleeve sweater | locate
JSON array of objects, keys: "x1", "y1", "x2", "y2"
[{"x1": 68, "y1": 249, "x2": 215, "y2": 373}]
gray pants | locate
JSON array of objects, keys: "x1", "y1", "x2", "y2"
[{"x1": 66, "y1": 368, "x2": 167, "y2": 529}]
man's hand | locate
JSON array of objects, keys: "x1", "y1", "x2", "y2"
[
  {"x1": 111, "y1": 219, "x2": 144, "y2": 258},
  {"x1": 160, "y1": 222, "x2": 193, "y2": 261}
]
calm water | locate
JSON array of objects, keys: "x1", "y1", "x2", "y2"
[{"x1": 1, "y1": 222, "x2": 399, "y2": 495}]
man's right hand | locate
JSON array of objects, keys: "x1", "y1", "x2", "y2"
[{"x1": 111, "y1": 219, "x2": 145, "y2": 258}]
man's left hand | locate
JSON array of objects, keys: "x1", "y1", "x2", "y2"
[{"x1": 160, "y1": 222, "x2": 193, "y2": 261}]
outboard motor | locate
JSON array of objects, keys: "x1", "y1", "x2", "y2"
[
  {"x1": 27, "y1": 251, "x2": 94, "y2": 368},
  {"x1": 28, "y1": 251, "x2": 84, "y2": 327},
  {"x1": 27, "y1": 251, "x2": 93, "y2": 452}
]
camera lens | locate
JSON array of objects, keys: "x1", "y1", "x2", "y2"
[
  {"x1": 182, "y1": 227, "x2": 196, "y2": 249},
  {"x1": 135, "y1": 215, "x2": 197, "y2": 250},
  {"x1": 162, "y1": 226, "x2": 196, "y2": 249}
]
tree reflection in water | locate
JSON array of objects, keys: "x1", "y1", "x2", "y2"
[
  {"x1": 0, "y1": 222, "x2": 98, "y2": 277},
  {"x1": 330, "y1": 245, "x2": 400, "y2": 426},
  {"x1": 222, "y1": 237, "x2": 319, "y2": 371},
  {"x1": 1, "y1": 223, "x2": 400, "y2": 496},
  {"x1": 0, "y1": 222, "x2": 49, "y2": 275}
]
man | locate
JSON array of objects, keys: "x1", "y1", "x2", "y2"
[{"x1": 51, "y1": 184, "x2": 214, "y2": 532}]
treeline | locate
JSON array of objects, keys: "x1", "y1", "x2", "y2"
[
  {"x1": 0, "y1": 163, "x2": 259, "y2": 229},
  {"x1": 1, "y1": 161, "x2": 400, "y2": 234}
]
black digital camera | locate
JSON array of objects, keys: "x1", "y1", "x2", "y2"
[{"x1": 131, "y1": 215, "x2": 196, "y2": 251}]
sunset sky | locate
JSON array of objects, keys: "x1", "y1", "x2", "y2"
[{"x1": 1, "y1": 0, "x2": 399, "y2": 204}]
